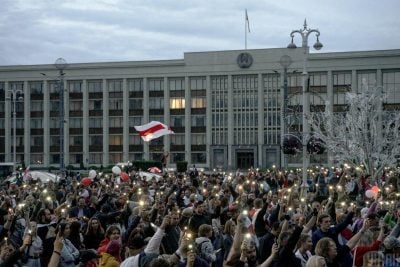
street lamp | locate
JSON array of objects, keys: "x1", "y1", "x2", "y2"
[
  {"x1": 55, "y1": 58, "x2": 68, "y2": 177},
  {"x1": 287, "y1": 19, "x2": 322, "y2": 195},
  {"x1": 6, "y1": 85, "x2": 23, "y2": 172}
]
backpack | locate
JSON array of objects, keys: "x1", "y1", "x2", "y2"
[{"x1": 197, "y1": 240, "x2": 209, "y2": 262}]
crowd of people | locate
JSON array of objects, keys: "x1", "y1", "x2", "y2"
[{"x1": 0, "y1": 165, "x2": 400, "y2": 267}]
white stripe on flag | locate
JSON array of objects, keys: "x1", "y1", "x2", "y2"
[{"x1": 134, "y1": 121, "x2": 174, "y2": 142}]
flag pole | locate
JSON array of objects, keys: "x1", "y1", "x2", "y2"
[{"x1": 245, "y1": 9, "x2": 247, "y2": 50}]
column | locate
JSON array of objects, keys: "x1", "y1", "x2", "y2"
[
  {"x1": 258, "y1": 73, "x2": 264, "y2": 168},
  {"x1": 143, "y1": 78, "x2": 149, "y2": 160},
  {"x1": 351, "y1": 70, "x2": 357, "y2": 93},
  {"x1": 184, "y1": 76, "x2": 191, "y2": 163},
  {"x1": 23, "y1": 81, "x2": 30, "y2": 166},
  {"x1": 64, "y1": 79, "x2": 69, "y2": 167},
  {"x1": 163, "y1": 77, "x2": 170, "y2": 161},
  {"x1": 102, "y1": 79, "x2": 109, "y2": 165},
  {"x1": 4, "y1": 82, "x2": 11, "y2": 162},
  {"x1": 206, "y1": 76, "x2": 212, "y2": 168},
  {"x1": 227, "y1": 75, "x2": 233, "y2": 169},
  {"x1": 123, "y1": 78, "x2": 129, "y2": 162},
  {"x1": 43, "y1": 80, "x2": 50, "y2": 166},
  {"x1": 82, "y1": 79, "x2": 89, "y2": 168}
]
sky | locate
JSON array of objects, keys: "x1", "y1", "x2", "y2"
[{"x1": 1, "y1": 0, "x2": 399, "y2": 66}]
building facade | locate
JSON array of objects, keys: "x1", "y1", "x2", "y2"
[{"x1": 0, "y1": 48, "x2": 399, "y2": 170}]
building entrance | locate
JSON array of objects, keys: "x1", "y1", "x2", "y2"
[{"x1": 236, "y1": 151, "x2": 254, "y2": 170}]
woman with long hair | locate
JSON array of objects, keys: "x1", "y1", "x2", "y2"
[
  {"x1": 56, "y1": 222, "x2": 80, "y2": 267},
  {"x1": 84, "y1": 217, "x2": 105, "y2": 250}
]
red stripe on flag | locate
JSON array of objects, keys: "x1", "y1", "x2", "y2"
[{"x1": 137, "y1": 124, "x2": 165, "y2": 137}]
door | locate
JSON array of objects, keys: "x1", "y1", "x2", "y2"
[{"x1": 236, "y1": 151, "x2": 254, "y2": 170}]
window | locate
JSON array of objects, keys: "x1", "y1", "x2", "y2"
[
  {"x1": 109, "y1": 117, "x2": 123, "y2": 128},
  {"x1": 89, "y1": 118, "x2": 102, "y2": 128},
  {"x1": 90, "y1": 135, "x2": 102, "y2": 146},
  {"x1": 170, "y1": 98, "x2": 185, "y2": 109},
  {"x1": 191, "y1": 97, "x2": 206, "y2": 108},
  {"x1": 129, "y1": 99, "x2": 143, "y2": 109},
  {"x1": 31, "y1": 101, "x2": 43, "y2": 112},
  {"x1": 50, "y1": 101, "x2": 60, "y2": 111},
  {"x1": 169, "y1": 78, "x2": 185, "y2": 91},
  {"x1": 50, "y1": 136, "x2": 60, "y2": 146},
  {"x1": 128, "y1": 79, "x2": 143, "y2": 92},
  {"x1": 31, "y1": 136, "x2": 43, "y2": 146},
  {"x1": 171, "y1": 153, "x2": 185, "y2": 163},
  {"x1": 149, "y1": 115, "x2": 164, "y2": 122},
  {"x1": 31, "y1": 154, "x2": 43, "y2": 165},
  {"x1": 191, "y1": 115, "x2": 206, "y2": 127},
  {"x1": 190, "y1": 77, "x2": 206, "y2": 90},
  {"x1": 333, "y1": 72, "x2": 351, "y2": 105},
  {"x1": 109, "y1": 99, "x2": 123, "y2": 110},
  {"x1": 88, "y1": 80, "x2": 102, "y2": 93},
  {"x1": 171, "y1": 134, "x2": 185, "y2": 145},
  {"x1": 170, "y1": 115, "x2": 185, "y2": 127},
  {"x1": 148, "y1": 78, "x2": 164, "y2": 91},
  {"x1": 110, "y1": 135, "x2": 123, "y2": 145},
  {"x1": 30, "y1": 82, "x2": 43, "y2": 94},
  {"x1": 16, "y1": 119, "x2": 24, "y2": 128},
  {"x1": 108, "y1": 80, "x2": 123, "y2": 92},
  {"x1": 129, "y1": 135, "x2": 142, "y2": 145},
  {"x1": 50, "y1": 154, "x2": 60, "y2": 164},
  {"x1": 191, "y1": 153, "x2": 206, "y2": 163},
  {"x1": 50, "y1": 119, "x2": 59, "y2": 128},
  {"x1": 110, "y1": 153, "x2": 122, "y2": 163},
  {"x1": 149, "y1": 98, "x2": 164, "y2": 109},
  {"x1": 191, "y1": 134, "x2": 205, "y2": 145},
  {"x1": 70, "y1": 154, "x2": 83, "y2": 164},
  {"x1": 48, "y1": 81, "x2": 59, "y2": 94},
  {"x1": 89, "y1": 100, "x2": 102, "y2": 110},
  {"x1": 357, "y1": 71, "x2": 376, "y2": 93},
  {"x1": 383, "y1": 71, "x2": 400, "y2": 104},
  {"x1": 89, "y1": 153, "x2": 102, "y2": 164},
  {"x1": 70, "y1": 100, "x2": 83, "y2": 111},
  {"x1": 68, "y1": 81, "x2": 82, "y2": 93},
  {"x1": 69, "y1": 136, "x2": 83, "y2": 146},
  {"x1": 69, "y1": 118, "x2": 83, "y2": 128},
  {"x1": 129, "y1": 117, "x2": 142, "y2": 127},
  {"x1": 31, "y1": 118, "x2": 43, "y2": 129}
]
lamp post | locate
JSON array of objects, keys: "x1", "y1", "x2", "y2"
[
  {"x1": 55, "y1": 58, "x2": 68, "y2": 177},
  {"x1": 6, "y1": 85, "x2": 23, "y2": 172},
  {"x1": 287, "y1": 19, "x2": 322, "y2": 194}
]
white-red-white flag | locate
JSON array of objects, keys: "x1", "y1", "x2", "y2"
[{"x1": 134, "y1": 121, "x2": 174, "y2": 142}]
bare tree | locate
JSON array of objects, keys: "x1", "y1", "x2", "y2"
[{"x1": 308, "y1": 85, "x2": 400, "y2": 180}]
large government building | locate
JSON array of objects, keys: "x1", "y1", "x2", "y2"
[{"x1": 0, "y1": 47, "x2": 399, "y2": 171}]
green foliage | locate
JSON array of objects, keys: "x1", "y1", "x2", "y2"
[{"x1": 66, "y1": 165, "x2": 75, "y2": 170}]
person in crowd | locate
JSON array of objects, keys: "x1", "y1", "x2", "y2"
[
  {"x1": 84, "y1": 217, "x2": 105, "y2": 250},
  {"x1": 99, "y1": 239, "x2": 121, "y2": 267},
  {"x1": 195, "y1": 224, "x2": 217, "y2": 264},
  {"x1": 55, "y1": 222, "x2": 80, "y2": 267},
  {"x1": 98, "y1": 225, "x2": 121, "y2": 256}
]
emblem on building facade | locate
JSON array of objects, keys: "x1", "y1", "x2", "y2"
[{"x1": 237, "y1": 52, "x2": 253, "y2": 68}]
